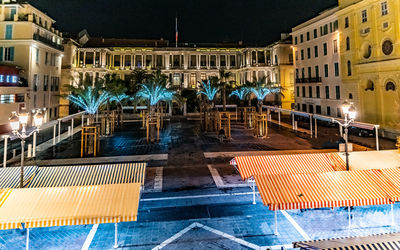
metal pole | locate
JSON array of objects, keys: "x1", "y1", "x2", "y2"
[
  {"x1": 58, "y1": 120, "x2": 61, "y2": 143},
  {"x1": 309, "y1": 115, "x2": 313, "y2": 138},
  {"x1": 314, "y1": 118, "x2": 318, "y2": 138},
  {"x1": 113, "y1": 223, "x2": 118, "y2": 248},
  {"x1": 81, "y1": 114, "x2": 84, "y2": 128},
  {"x1": 53, "y1": 124, "x2": 56, "y2": 146},
  {"x1": 278, "y1": 111, "x2": 281, "y2": 126},
  {"x1": 26, "y1": 227, "x2": 30, "y2": 250},
  {"x1": 292, "y1": 113, "x2": 295, "y2": 130},
  {"x1": 375, "y1": 126, "x2": 380, "y2": 151},
  {"x1": 32, "y1": 132, "x2": 36, "y2": 158},
  {"x1": 3, "y1": 136, "x2": 8, "y2": 168},
  {"x1": 71, "y1": 118, "x2": 74, "y2": 136},
  {"x1": 20, "y1": 139, "x2": 25, "y2": 188},
  {"x1": 274, "y1": 210, "x2": 279, "y2": 236}
]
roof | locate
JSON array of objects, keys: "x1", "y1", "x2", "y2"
[
  {"x1": 0, "y1": 163, "x2": 146, "y2": 188},
  {"x1": 255, "y1": 170, "x2": 400, "y2": 210},
  {"x1": 0, "y1": 183, "x2": 141, "y2": 229},
  {"x1": 231, "y1": 153, "x2": 346, "y2": 180},
  {"x1": 294, "y1": 232, "x2": 400, "y2": 249},
  {"x1": 83, "y1": 38, "x2": 170, "y2": 48}
]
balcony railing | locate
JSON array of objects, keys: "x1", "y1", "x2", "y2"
[
  {"x1": 33, "y1": 33, "x2": 64, "y2": 51},
  {"x1": 296, "y1": 77, "x2": 322, "y2": 83}
]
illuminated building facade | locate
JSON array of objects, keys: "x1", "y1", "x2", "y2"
[{"x1": 0, "y1": 0, "x2": 64, "y2": 133}]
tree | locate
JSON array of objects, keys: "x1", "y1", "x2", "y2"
[
  {"x1": 248, "y1": 76, "x2": 283, "y2": 113},
  {"x1": 218, "y1": 69, "x2": 234, "y2": 111},
  {"x1": 198, "y1": 80, "x2": 219, "y2": 106},
  {"x1": 137, "y1": 81, "x2": 175, "y2": 114},
  {"x1": 229, "y1": 87, "x2": 249, "y2": 106}
]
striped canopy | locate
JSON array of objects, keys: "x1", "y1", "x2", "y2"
[
  {"x1": 0, "y1": 183, "x2": 141, "y2": 230},
  {"x1": 231, "y1": 153, "x2": 346, "y2": 180},
  {"x1": 0, "y1": 163, "x2": 146, "y2": 188},
  {"x1": 255, "y1": 170, "x2": 400, "y2": 210}
]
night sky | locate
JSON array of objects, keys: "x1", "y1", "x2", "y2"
[{"x1": 31, "y1": 0, "x2": 337, "y2": 45}]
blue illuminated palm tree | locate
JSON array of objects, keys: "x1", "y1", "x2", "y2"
[
  {"x1": 137, "y1": 81, "x2": 175, "y2": 113},
  {"x1": 198, "y1": 80, "x2": 219, "y2": 103},
  {"x1": 68, "y1": 86, "x2": 110, "y2": 116},
  {"x1": 249, "y1": 77, "x2": 283, "y2": 112},
  {"x1": 230, "y1": 87, "x2": 249, "y2": 101}
]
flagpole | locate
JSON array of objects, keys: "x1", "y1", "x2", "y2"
[{"x1": 175, "y1": 14, "x2": 178, "y2": 48}]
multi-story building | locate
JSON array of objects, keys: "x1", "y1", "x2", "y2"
[
  {"x1": 291, "y1": 7, "x2": 343, "y2": 117},
  {"x1": 0, "y1": 0, "x2": 64, "y2": 133},
  {"x1": 61, "y1": 34, "x2": 294, "y2": 115},
  {"x1": 337, "y1": 0, "x2": 400, "y2": 138}
]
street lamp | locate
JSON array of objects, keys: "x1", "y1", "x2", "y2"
[
  {"x1": 332, "y1": 101, "x2": 357, "y2": 171},
  {"x1": 9, "y1": 109, "x2": 43, "y2": 188}
]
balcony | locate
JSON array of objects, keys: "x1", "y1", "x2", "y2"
[
  {"x1": 33, "y1": 33, "x2": 64, "y2": 51},
  {"x1": 296, "y1": 77, "x2": 322, "y2": 84}
]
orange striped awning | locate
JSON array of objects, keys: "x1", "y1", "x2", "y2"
[
  {"x1": 376, "y1": 168, "x2": 400, "y2": 202},
  {"x1": 255, "y1": 170, "x2": 394, "y2": 210},
  {"x1": 232, "y1": 153, "x2": 346, "y2": 180},
  {"x1": 0, "y1": 183, "x2": 141, "y2": 230}
]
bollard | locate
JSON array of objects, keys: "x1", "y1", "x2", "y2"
[
  {"x1": 68, "y1": 126, "x2": 71, "y2": 137},
  {"x1": 3, "y1": 136, "x2": 8, "y2": 167},
  {"x1": 71, "y1": 118, "x2": 74, "y2": 136},
  {"x1": 27, "y1": 144, "x2": 32, "y2": 158},
  {"x1": 13, "y1": 149, "x2": 16, "y2": 158},
  {"x1": 32, "y1": 132, "x2": 37, "y2": 157},
  {"x1": 53, "y1": 124, "x2": 56, "y2": 146},
  {"x1": 58, "y1": 120, "x2": 61, "y2": 143}
]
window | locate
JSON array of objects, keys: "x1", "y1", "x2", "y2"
[
  {"x1": 309, "y1": 86, "x2": 312, "y2": 98},
  {"x1": 327, "y1": 106, "x2": 331, "y2": 116},
  {"x1": 316, "y1": 105, "x2": 321, "y2": 114},
  {"x1": 297, "y1": 103, "x2": 300, "y2": 111},
  {"x1": 296, "y1": 69, "x2": 299, "y2": 79},
  {"x1": 324, "y1": 64, "x2": 329, "y2": 77},
  {"x1": 307, "y1": 48, "x2": 311, "y2": 59},
  {"x1": 300, "y1": 34, "x2": 303, "y2": 43},
  {"x1": 386, "y1": 81, "x2": 396, "y2": 91},
  {"x1": 306, "y1": 32, "x2": 310, "y2": 41},
  {"x1": 33, "y1": 74, "x2": 38, "y2": 92},
  {"x1": 301, "y1": 50, "x2": 304, "y2": 60},
  {"x1": 315, "y1": 65, "x2": 319, "y2": 78},
  {"x1": 220, "y1": 55, "x2": 226, "y2": 67},
  {"x1": 325, "y1": 86, "x2": 330, "y2": 99},
  {"x1": 381, "y1": 1, "x2": 388, "y2": 16},
  {"x1": 323, "y1": 24, "x2": 328, "y2": 35},
  {"x1": 333, "y1": 40, "x2": 338, "y2": 53},
  {"x1": 347, "y1": 61, "x2": 352, "y2": 76},
  {"x1": 362, "y1": 10, "x2": 367, "y2": 23},
  {"x1": 35, "y1": 48, "x2": 39, "y2": 64},
  {"x1": 45, "y1": 52, "x2": 49, "y2": 65},
  {"x1": 230, "y1": 55, "x2": 236, "y2": 67},
  {"x1": 335, "y1": 86, "x2": 341, "y2": 99},
  {"x1": 301, "y1": 68, "x2": 305, "y2": 79},
  {"x1": 302, "y1": 86, "x2": 306, "y2": 97},
  {"x1": 382, "y1": 40, "x2": 394, "y2": 55},
  {"x1": 334, "y1": 62, "x2": 339, "y2": 77},
  {"x1": 314, "y1": 46, "x2": 318, "y2": 58},
  {"x1": 323, "y1": 43, "x2": 328, "y2": 56},
  {"x1": 302, "y1": 104, "x2": 307, "y2": 112},
  {"x1": 333, "y1": 20, "x2": 338, "y2": 31},
  {"x1": 4, "y1": 47, "x2": 14, "y2": 61},
  {"x1": 349, "y1": 93, "x2": 353, "y2": 99},
  {"x1": 294, "y1": 37, "x2": 298, "y2": 45},
  {"x1": 190, "y1": 73, "x2": 196, "y2": 88},
  {"x1": 345, "y1": 17, "x2": 349, "y2": 28},
  {"x1": 308, "y1": 67, "x2": 312, "y2": 79},
  {"x1": 313, "y1": 29, "x2": 318, "y2": 39},
  {"x1": 0, "y1": 94, "x2": 15, "y2": 104},
  {"x1": 296, "y1": 86, "x2": 300, "y2": 97},
  {"x1": 346, "y1": 37, "x2": 350, "y2": 51},
  {"x1": 316, "y1": 86, "x2": 320, "y2": 98},
  {"x1": 5, "y1": 24, "x2": 12, "y2": 40},
  {"x1": 309, "y1": 105, "x2": 314, "y2": 114},
  {"x1": 43, "y1": 75, "x2": 48, "y2": 91}
]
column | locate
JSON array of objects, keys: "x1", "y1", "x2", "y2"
[{"x1": 83, "y1": 51, "x2": 86, "y2": 67}]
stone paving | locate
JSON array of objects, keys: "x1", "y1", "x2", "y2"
[{"x1": 1, "y1": 118, "x2": 399, "y2": 249}]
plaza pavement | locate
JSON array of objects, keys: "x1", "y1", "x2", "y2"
[{"x1": 1, "y1": 119, "x2": 398, "y2": 249}]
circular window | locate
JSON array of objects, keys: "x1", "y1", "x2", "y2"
[
  {"x1": 382, "y1": 40, "x2": 393, "y2": 55},
  {"x1": 362, "y1": 44, "x2": 372, "y2": 58},
  {"x1": 365, "y1": 80, "x2": 375, "y2": 91},
  {"x1": 386, "y1": 81, "x2": 396, "y2": 91},
  {"x1": 349, "y1": 93, "x2": 353, "y2": 99}
]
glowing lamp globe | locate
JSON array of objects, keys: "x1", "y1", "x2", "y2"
[
  {"x1": 348, "y1": 106, "x2": 357, "y2": 120},
  {"x1": 9, "y1": 112, "x2": 20, "y2": 131},
  {"x1": 34, "y1": 112, "x2": 44, "y2": 128},
  {"x1": 341, "y1": 101, "x2": 350, "y2": 115},
  {"x1": 19, "y1": 111, "x2": 29, "y2": 125}
]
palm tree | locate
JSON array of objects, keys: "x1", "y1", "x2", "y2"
[
  {"x1": 248, "y1": 76, "x2": 283, "y2": 113},
  {"x1": 137, "y1": 81, "x2": 175, "y2": 114},
  {"x1": 218, "y1": 69, "x2": 234, "y2": 111},
  {"x1": 198, "y1": 80, "x2": 219, "y2": 106},
  {"x1": 130, "y1": 68, "x2": 151, "y2": 111},
  {"x1": 229, "y1": 87, "x2": 249, "y2": 106}
]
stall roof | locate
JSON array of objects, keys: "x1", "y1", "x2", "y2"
[
  {"x1": 255, "y1": 170, "x2": 400, "y2": 210},
  {"x1": 0, "y1": 183, "x2": 141, "y2": 230},
  {"x1": 231, "y1": 153, "x2": 346, "y2": 180}
]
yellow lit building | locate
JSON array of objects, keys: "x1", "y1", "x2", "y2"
[{"x1": 337, "y1": 0, "x2": 400, "y2": 138}]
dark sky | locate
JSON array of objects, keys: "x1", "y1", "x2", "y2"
[{"x1": 31, "y1": 0, "x2": 337, "y2": 45}]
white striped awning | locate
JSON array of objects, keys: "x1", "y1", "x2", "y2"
[
  {"x1": 0, "y1": 163, "x2": 146, "y2": 188},
  {"x1": 294, "y1": 232, "x2": 400, "y2": 249}
]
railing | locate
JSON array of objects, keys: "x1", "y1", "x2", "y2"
[
  {"x1": 33, "y1": 33, "x2": 64, "y2": 51},
  {"x1": 296, "y1": 77, "x2": 322, "y2": 83}
]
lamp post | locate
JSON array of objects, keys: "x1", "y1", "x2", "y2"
[
  {"x1": 331, "y1": 101, "x2": 357, "y2": 171},
  {"x1": 9, "y1": 109, "x2": 43, "y2": 188}
]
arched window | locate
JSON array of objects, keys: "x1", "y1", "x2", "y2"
[
  {"x1": 346, "y1": 37, "x2": 350, "y2": 51},
  {"x1": 365, "y1": 80, "x2": 374, "y2": 91},
  {"x1": 347, "y1": 60, "x2": 352, "y2": 76},
  {"x1": 386, "y1": 81, "x2": 396, "y2": 91}
]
